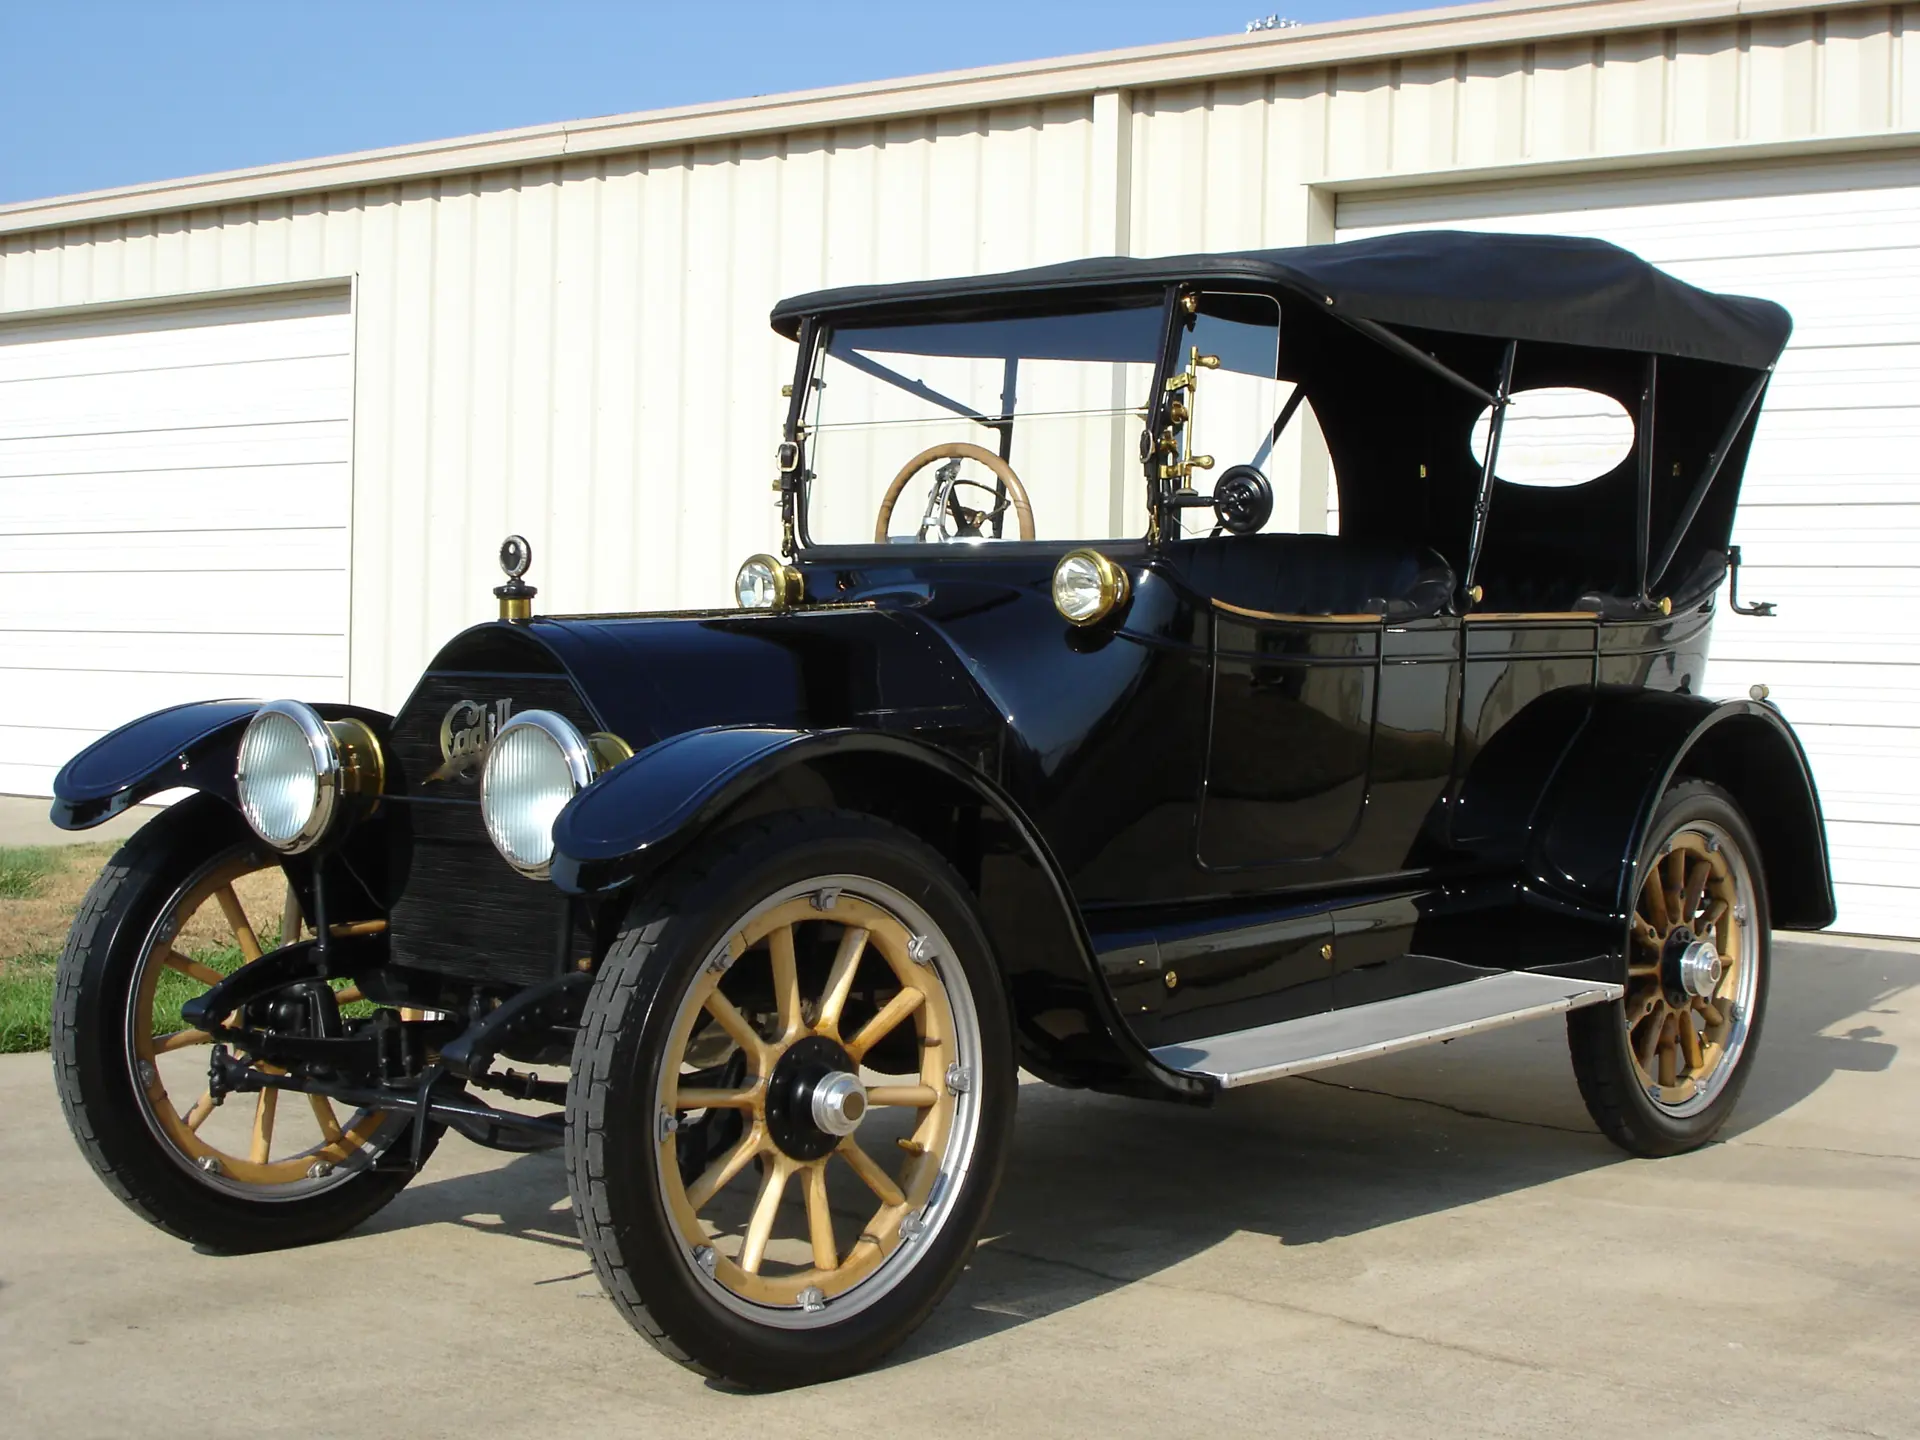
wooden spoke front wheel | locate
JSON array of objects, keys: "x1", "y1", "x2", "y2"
[
  {"x1": 52, "y1": 796, "x2": 430, "y2": 1251},
  {"x1": 128, "y1": 852, "x2": 392, "y2": 1196},
  {"x1": 566, "y1": 811, "x2": 1014, "y2": 1389},
  {"x1": 654, "y1": 882, "x2": 975, "y2": 1316}
]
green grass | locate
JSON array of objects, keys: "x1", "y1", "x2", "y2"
[
  {"x1": 0, "y1": 922, "x2": 370, "y2": 1056},
  {"x1": 0, "y1": 846, "x2": 59, "y2": 900}
]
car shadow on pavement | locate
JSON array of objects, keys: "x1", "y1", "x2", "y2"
[{"x1": 365, "y1": 939, "x2": 1911, "y2": 1373}]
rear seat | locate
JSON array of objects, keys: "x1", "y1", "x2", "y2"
[{"x1": 1160, "y1": 534, "x2": 1455, "y2": 620}]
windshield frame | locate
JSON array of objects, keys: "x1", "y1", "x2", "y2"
[{"x1": 781, "y1": 286, "x2": 1178, "y2": 554}]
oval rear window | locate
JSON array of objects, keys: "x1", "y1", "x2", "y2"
[{"x1": 1470, "y1": 387, "x2": 1635, "y2": 488}]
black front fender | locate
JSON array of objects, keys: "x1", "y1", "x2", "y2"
[
  {"x1": 549, "y1": 726, "x2": 1211, "y2": 1106},
  {"x1": 1530, "y1": 689, "x2": 1835, "y2": 937},
  {"x1": 51, "y1": 699, "x2": 394, "y2": 830}
]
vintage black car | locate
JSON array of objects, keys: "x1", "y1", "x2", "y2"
[{"x1": 48, "y1": 231, "x2": 1832, "y2": 1388}]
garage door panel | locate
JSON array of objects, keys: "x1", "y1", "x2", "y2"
[
  {"x1": 0, "y1": 525, "x2": 346, "y2": 576},
  {"x1": 0, "y1": 309, "x2": 350, "y2": 385},
  {"x1": 0, "y1": 666, "x2": 344, "y2": 733},
  {"x1": 0, "y1": 570, "x2": 347, "y2": 635},
  {"x1": 0, "y1": 291, "x2": 351, "y2": 798},
  {"x1": 0, "y1": 629, "x2": 345, "y2": 680},
  {"x1": 0, "y1": 354, "x2": 351, "y2": 442},
  {"x1": 0, "y1": 419, "x2": 348, "y2": 480},
  {"x1": 0, "y1": 462, "x2": 348, "y2": 534},
  {"x1": 1341, "y1": 168, "x2": 1920, "y2": 933}
]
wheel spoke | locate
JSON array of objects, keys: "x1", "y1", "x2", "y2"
[
  {"x1": 1663, "y1": 850, "x2": 1687, "y2": 920},
  {"x1": 804, "y1": 1162, "x2": 839, "y2": 1272},
  {"x1": 846, "y1": 987, "x2": 925, "y2": 1063},
  {"x1": 817, "y1": 926, "x2": 870, "y2": 1035},
  {"x1": 1635, "y1": 1009, "x2": 1666, "y2": 1073},
  {"x1": 160, "y1": 949, "x2": 224, "y2": 989},
  {"x1": 673, "y1": 1087, "x2": 758, "y2": 1112},
  {"x1": 866, "y1": 1084, "x2": 938, "y2": 1108},
  {"x1": 837, "y1": 1136, "x2": 906, "y2": 1208},
  {"x1": 249, "y1": 1087, "x2": 278, "y2": 1163},
  {"x1": 1658, "y1": 1022, "x2": 1679, "y2": 1088},
  {"x1": 154, "y1": 1029, "x2": 212, "y2": 1054},
  {"x1": 688, "y1": 1127, "x2": 764, "y2": 1211},
  {"x1": 1642, "y1": 876, "x2": 1671, "y2": 935},
  {"x1": 308, "y1": 1092, "x2": 343, "y2": 1144},
  {"x1": 1680, "y1": 1014, "x2": 1705, "y2": 1074},
  {"x1": 703, "y1": 990, "x2": 766, "y2": 1066},
  {"x1": 1698, "y1": 999, "x2": 1725, "y2": 1028},
  {"x1": 1683, "y1": 859, "x2": 1710, "y2": 924},
  {"x1": 215, "y1": 885, "x2": 264, "y2": 963},
  {"x1": 183, "y1": 1091, "x2": 216, "y2": 1131},
  {"x1": 281, "y1": 884, "x2": 305, "y2": 944},
  {"x1": 768, "y1": 924, "x2": 803, "y2": 1041},
  {"x1": 739, "y1": 1155, "x2": 793, "y2": 1275}
]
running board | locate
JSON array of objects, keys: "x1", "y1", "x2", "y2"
[{"x1": 1150, "y1": 971, "x2": 1623, "y2": 1090}]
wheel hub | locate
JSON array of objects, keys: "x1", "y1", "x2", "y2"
[
  {"x1": 765, "y1": 1034, "x2": 861, "y2": 1161},
  {"x1": 1661, "y1": 925, "x2": 1723, "y2": 1002}
]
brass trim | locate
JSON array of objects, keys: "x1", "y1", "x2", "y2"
[
  {"x1": 325, "y1": 717, "x2": 386, "y2": 799},
  {"x1": 588, "y1": 731, "x2": 635, "y2": 772},
  {"x1": 1462, "y1": 611, "x2": 1601, "y2": 622},
  {"x1": 1211, "y1": 599, "x2": 1381, "y2": 624},
  {"x1": 737, "y1": 553, "x2": 806, "y2": 611},
  {"x1": 1054, "y1": 548, "x2": 1132, "y2": 627},
  {"x1": 498, "y1": 593, "x2": 533, "y2": 622}
]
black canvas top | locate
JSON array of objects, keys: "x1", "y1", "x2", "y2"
[{"x1": 771, "y1": 230, "x2": 1792, "y2": 371}]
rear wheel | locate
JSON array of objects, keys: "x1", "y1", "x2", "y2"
[
  {"x1": 566, "y1": 811, "x2": 1014, "y2": 1389},
  {"x1": 51, "y1": 795, "x2": 431, "y2": 1251},
  {"x1": 1569, "y1": 780, "x2": 1770, "y2": 1157}
]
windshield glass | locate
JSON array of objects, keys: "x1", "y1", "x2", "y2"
[{"x1": 800, "y1": 301, "x2": 1163, "y2": 546}]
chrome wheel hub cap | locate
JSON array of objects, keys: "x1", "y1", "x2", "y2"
[{"x1": 809, "y1": 1071, "x2": 869, "y2": 1137}]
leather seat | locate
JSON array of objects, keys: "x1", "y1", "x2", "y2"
[{"x1": 1162, "y1": 534, "x2": 1455, "y2": 619}]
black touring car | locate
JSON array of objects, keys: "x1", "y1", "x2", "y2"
[{"x1": 49, "y1": 230, "x2": 1829, "y2": 1387}]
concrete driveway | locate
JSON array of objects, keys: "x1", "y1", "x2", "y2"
[{"x1": 2, "y1": 933, "x2": 1913, "y2": 1438}]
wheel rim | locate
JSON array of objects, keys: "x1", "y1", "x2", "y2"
[
  {"x1": 126, "y1": 847, "x2": 399, "y2": 1199},
  {"x1": 653, "y1": 874, "x2": 984, "y2": 1330},
  {"x1": 1624, "y1": 819, "x2": 1761, "y2": 1118}
]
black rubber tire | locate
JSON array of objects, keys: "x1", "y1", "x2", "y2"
[
  {"x1": 51, "y1": 794, "x2": 433, "y2": 1252},
  {"x1": 1567, "y1": 779, "x2": 1772, "y2": 1157},
  {"x1": 566, "y1": 810, "x2": 1015, "y2": 1389}
]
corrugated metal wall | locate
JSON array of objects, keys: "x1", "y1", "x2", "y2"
[{"x1": 3, "y1": 5, "x2": 1918, "y2": 712}]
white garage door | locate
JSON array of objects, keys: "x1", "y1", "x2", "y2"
[
  {"x1": 1340, "y1": 157, "x2": 1920, "y2": 937},
  {"x1": 0, "y1": 290, "x2": 352, "y2": 797}
]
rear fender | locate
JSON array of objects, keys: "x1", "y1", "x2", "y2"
[
  {"x1": 1528, "y1": 690, "x2": 1835, "y2": 958},
  {"x1": 550, "y1": 726, "x2": 1211, "y2": 1104},
  {"x1": 51, "y1": 699, "x2": 394, "y2": 830}
]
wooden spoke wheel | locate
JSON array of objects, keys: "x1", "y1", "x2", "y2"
[
  {"x1": 567, "y1": 811, "x2": 1014, "y2": 1389},
  {"x1": 654, "y1": 879, "x2": 979, "y2": 1319},
  {"x1": 52, "y1": 795, "x2": 430, "y2": 1251},
  {"x1": 1568, "y1": 780, "x2": 1771, "y2": 1157},
  {"x1": 128, "y1": 851, "x2": 394, "y2": 1198},
  {"x1": 1622, "y1": 818, "x2": 1761, "y2": 1117}
]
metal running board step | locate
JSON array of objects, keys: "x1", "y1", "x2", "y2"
[{"x1": 1151, "y1": 971, "x2": 1623, "y2": 1090}]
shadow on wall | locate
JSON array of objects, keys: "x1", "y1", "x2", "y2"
[{"x1": 360, "y1": 936, "x2": 1909, "y2": 1372}]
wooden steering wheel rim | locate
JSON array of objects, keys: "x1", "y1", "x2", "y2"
[{"x1": 873, "y1": 442, "x2": 1036, "y2": 542}]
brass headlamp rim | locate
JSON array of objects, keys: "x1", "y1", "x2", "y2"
[
  {"x1": 737, "y1": 553, "x2": 805, "y2": 611},
  {"x1": 1053, "y1": 548, "x2": 1132, "y2": 627}
]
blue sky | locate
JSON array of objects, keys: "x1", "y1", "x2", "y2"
[{"x1": 0, "y1": 0, "x2": 1429, "y2": 206}]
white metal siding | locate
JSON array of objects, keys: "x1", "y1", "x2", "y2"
[
  {"x1": 1338, "y1": 155, "x2": 1920, "y2": 936},
  {"x1": 0, "y1": 292, "x2": 352, "y2": 795},
  {"x1": 0, "y1": 103, "x2": 1109, "y2": 715}
]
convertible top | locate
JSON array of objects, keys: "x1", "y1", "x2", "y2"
[{"x1": 771, "y1": 230, "x2": 1792, "y2": 372}]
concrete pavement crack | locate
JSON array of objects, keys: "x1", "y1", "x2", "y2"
[{"x1": 1292, "y1": 1074, "x2": 1598, "y2": 1135}]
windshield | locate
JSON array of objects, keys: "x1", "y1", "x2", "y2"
[{"x1": 799, "y1": 301, "x2": 1163, "y2": 546}]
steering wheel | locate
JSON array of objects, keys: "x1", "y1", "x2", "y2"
[{"x1": 873, "y1": 442, "x2": 1036, "y2": 543}]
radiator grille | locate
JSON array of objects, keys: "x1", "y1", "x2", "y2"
[{"x1": 385, "y1": 668, "x2": 599, "y2": 987}]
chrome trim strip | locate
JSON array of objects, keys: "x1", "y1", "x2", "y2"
[{"x1": 1151, "y1": 971, "x2": 1623, "y2": 1089}]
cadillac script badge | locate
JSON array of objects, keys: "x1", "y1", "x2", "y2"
[{"x1": 429, "y1": 698, "x2": 514, "y2": 782}]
